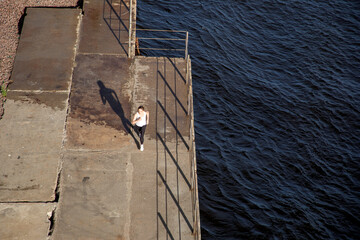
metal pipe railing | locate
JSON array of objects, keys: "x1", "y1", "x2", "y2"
[
  {"x1": 136, "y1": 29, "x2": 189, "y2": 59},
  {"x1": 187, "y1": 56, "x2": 201, "y2": 239},
  {"x1": 128, "y1": 0, "x2": 132, "y2": 57},
  {"x1": 137, "y1": 29, "x2": 187, "y2": 33},
  {"x1": 185, "y1": 31, "x2": 189, "y2": 61},
  {"x1": 137, "y1": 48, "x2": 185, "y2": 51}
]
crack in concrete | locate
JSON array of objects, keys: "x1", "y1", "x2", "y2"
[
  {"x1": 47, "y1": 205, "x2": 57, "y2": 239},
  {"x1": 60, "y1": 11, "x2": 83, "y2": 151},
  {"x1": 44, "y1": 11, "x2": 83, "y2": 240},
  {"x1": 54, "y1": 164, "x2": 62, "y2": 203}
]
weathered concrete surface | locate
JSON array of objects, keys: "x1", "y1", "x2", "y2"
[
  {"x1": 0, "y1": 203, "x2": 56, "y2": 240},
  {"x1": 54, "y1": 56, "x2": 194, "y2": 239},
  {"x1": 0, "y1": 8, "x2": 79, "y2": 239},
  {"x1": 6, "y1": 91, "x2": 69, "y2": 110},
  {"x1": 2, "y1": 2, "x2": 196, "y2": 239},
  {"x1": 0, "y1": 8, "x2": 80, "y2": 202},
  {"x1": 65, "y1": 54, "x2": 133, "y2": 150},
  {"x1": 0, "y1": 96, "x2": 67, "y2": 201},
  {"x1": 10, "y1": 8, "x2": 80, "y2": 90},
  {"x1": 52, "y1": 151, "x2": 132, "y2": 239},
  {"x1": 79, "y1": 0, "x2": 130, "y2": 55},
  {"x1": 53, "y1": 142, "x2": 193, "y2": 240}
]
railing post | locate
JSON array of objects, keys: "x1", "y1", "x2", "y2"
[
  {"x1": 186, "y1": 53, "x2": 189, "y2": 86},
  {"x1": 187, "y1": 57, "x2": 192, "y2": 116},
  {"x1": 128, "y1": 0, "x2": 133, "y2": 58},
  {"x1": 185, "y1": 31, "x2": 189, "y2": 60},
  {"x1": 185, "y1": 31, "x2": 189, "y2": 86}
]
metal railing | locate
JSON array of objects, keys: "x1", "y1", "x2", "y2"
[
  {"x1": 103, "y1": 0, "x2": 136, "y2": 57},
  {"x1": 128, "y1": 0, "x2": 133, "y2": 56},
  {"x1": 136, "y1": 29, "x2": 189, "y2": 59},
  {"x1": 187, "y1": 56, "x2": 201, "y2": 239}
]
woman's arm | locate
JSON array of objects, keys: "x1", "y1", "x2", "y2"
[
  {"x1": 132, "y1": 113, "x2": 138, "y2": 125},
  {"x1": 146, "y1": 111, "x2": 149, "y2": 125}
]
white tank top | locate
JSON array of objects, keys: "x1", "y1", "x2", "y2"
[{"x1": 135, "y1": 112, "x2": 147, "y2": 127}]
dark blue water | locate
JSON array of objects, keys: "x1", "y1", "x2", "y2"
[{"x1": 137, "y1": 0, "x2": 360, "y2": 239}]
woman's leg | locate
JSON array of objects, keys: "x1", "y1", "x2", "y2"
[
  {"x1": 134, "y1": 125, "x2": 140, "y2": 137},
  {"x1": 139, "y1": 125, "x2": 146, "y2": 144}
]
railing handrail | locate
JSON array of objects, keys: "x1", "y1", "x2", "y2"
[
  {"x1": 137, "y1": 28, "x2": 188, "y2": 33},
  {"x1": 137, "y1": 48, "x2": 185, "y2": 51},
  {"x1": 137, "y1": 37, "x2": 185, "y2": 41},
  {"x1": 135, "y1": 28, "x2": 189, "y2": 59}
]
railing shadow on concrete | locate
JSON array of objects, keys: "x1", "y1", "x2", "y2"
[
  {"x1": 157, "y1": 70, "x2": 187, "y2": 116},
  {"x1": 157, "y1": 212, "x2": 175, "y2": 240},
  {"x1": 157, "y1": 170, "x2": 194, "y2": 232},
  {"x1": 167, "y1": 57, "x2": 186, "y2": 84},
  {"x1": 157, "y1": 132, "x2": 191, "y2": 189},
  {"x1": 102, "y1": 0, "x2": 130, "y2": 55},
  {"x1": 97, "y1": 80, "x2": 139, "y2": 148},
  {"x1": 157, "y1": 100, "x2": 189, "y2": 151},
  {"x1": 155, "y1": 56, "x2": 201, "y2": 239}
]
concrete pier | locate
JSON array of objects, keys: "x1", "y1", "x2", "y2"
[{"x1": 0, "y1": 0, "x2": 200, "y2": 239}]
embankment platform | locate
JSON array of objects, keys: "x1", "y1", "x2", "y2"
[{"x1": 0, "y1": 1, "x2": 200, "y2": 239}]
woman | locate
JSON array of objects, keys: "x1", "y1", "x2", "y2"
[{"x1": 132, "y1": 106, "x2": 149, "y2": 151}]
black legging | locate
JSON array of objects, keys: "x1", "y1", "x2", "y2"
[{"x1": 135, "y1": 125, "x2": 147, "y2": 144}]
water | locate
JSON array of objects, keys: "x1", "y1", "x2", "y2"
[{"x1": 137, "y1": 0, "x2": 360, "y2": 239}]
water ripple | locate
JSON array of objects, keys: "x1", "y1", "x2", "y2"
[{"x1": 137, "y1": 0, "x2": 360, "y2": 239}]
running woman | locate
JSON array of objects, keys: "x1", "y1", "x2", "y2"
[{"x1": 132, "y1": 106, "x2": 149, "y2": 151}]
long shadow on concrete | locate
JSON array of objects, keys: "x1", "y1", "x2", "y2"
[{"x1": 97, "y1": 80, "x2": 139, "y2": 148}]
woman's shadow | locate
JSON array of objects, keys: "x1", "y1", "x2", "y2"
[{"x1": 97, "y1": 80, "x2": 140, "y2": 148}]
